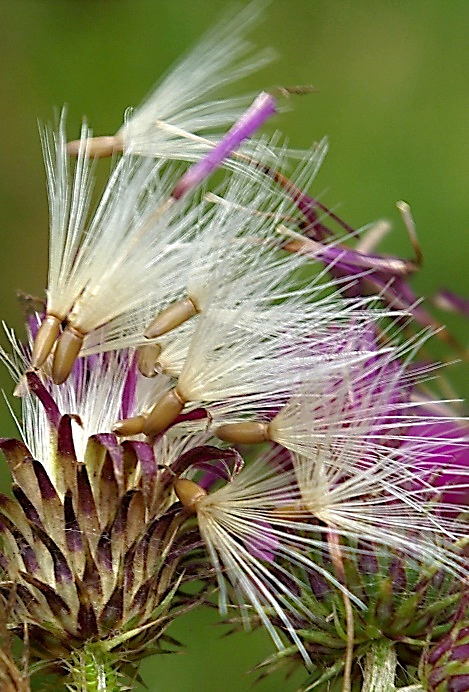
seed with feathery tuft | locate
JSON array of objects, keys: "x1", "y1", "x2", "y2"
[
  {"x1": 31, "y1": 92, "x2": 276, "y2": 384},
  {"x1": 51, "y1": 324, "x2": 86, "y2": 384},
  {"x1": 216, "y1": 421, "x2": 271, "y2": 445},
  {"x1": 30, "y1": 314, "x2": 62, "y2": 369},
  {"x1": 174, "y1": 478, "x2": 208, "y2": 513},
  {"x1": 143, "y1": 296, "x2": 199, "y2": 340}
]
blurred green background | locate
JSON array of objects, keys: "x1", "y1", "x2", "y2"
[{"x1": 0, "y1": 1, "x2": 467, "y2": 690}]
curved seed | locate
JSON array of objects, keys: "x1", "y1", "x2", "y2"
[
  {"x1": 137, "y1": 343, "x2": 162, "y2": 378},
  {"x1": 144, "y1": 297, "x2": 198, "y2": 339},
  {"x1": 51, "y1": 326, "x2": 85, "y2": 384},
  {"x1": 142, "y1": 388, "x2": 187, "y2": 437},
  {"x1": 174, "y1": 478, "x2": 207, "y2": 512},
  {"x1": 66, "y1": 135, "x2": 121, "y2": 158},
  {"x1": 113, "y1": 415, "x2": 147, "y2": 437},
  {"x1": 216, "y1": 421, "x2": 270, "y2": 444},
  {"x1": 31, "y1": 314, "x2": 62, "y2": 368}
]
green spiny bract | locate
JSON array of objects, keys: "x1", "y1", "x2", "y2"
[
  {"x1": 254, "y1": 538, "x2": 467, "y2": 690},
  {"x1": 0, "y1": 432, "x2": 211, "y2": 688}
]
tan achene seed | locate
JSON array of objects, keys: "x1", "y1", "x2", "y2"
[
  {"x1": 137, "y1": 343, "x2": 163, "y2": 378},
  {"x1": 113, "y1": 414, "x2": 147, "y2": 437},
  {"x1": 174, "y1": 478, "x2": 207, "y2": 513},
  {"x1": 142, "y1": 387, "x2": 188, "y2": 437},
  {"x1": 31, "y1": 314, "x2": 62, "y2": 368},
  {"x1": 66, "y1": 135, "x2": 122, "y2": 158},
  {"x1": 216, "y1": 421, "x2": 270, "y2": 445},
  {"x1": 51, "y1": 325, "x2": 85, "y2": 384},
  {"x1": 144, "y1": 296, "x2": 199, "y2": 339}
]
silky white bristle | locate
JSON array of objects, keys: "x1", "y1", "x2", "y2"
[{"x1": 119, "y1": 3, "x2": 275, "y2": 161}]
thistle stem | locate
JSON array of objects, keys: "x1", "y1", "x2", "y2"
[
  {"x1": 66, "y1": 643, "x2": 121, "y2": 692},
  {"x1": 326, "y1": 531, "x2": 354, "y2": 692},
  {"x1": 362, "y1": 639, "x2": 397, "y2": 692}
]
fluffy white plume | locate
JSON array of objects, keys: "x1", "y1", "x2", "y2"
[
  {"x1": 188, "y1": 427, "x2": 467, "y2": 659},
  {"x1": 41, "y1": 116, "x2": 203, "y2": 347},
  {"x1": 116, "y1": 3, "x2": 275, "y2": 161},
  {"x1": 0, "y1": 326, "x2": 169, "y2": 475}
]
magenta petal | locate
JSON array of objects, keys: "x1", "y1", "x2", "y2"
[
  {"x1": 242, "y1": 519, "x2": 279, "y2": 562},
  {"x1": 448, "y1": 676, "x2": 469, "y2": 692},
  {"x1": 298, "y1": 195, "x2": 354, "y2": 239},
  {"x1": 120, "y1": 352, "x2": 138, "y2": 420},
  {"x1": 123, "y1": 440, "x2": 156, "y2": 501},
  {"x1": 171, "y1": 445, "x2": 244, "y2": 486},
  {"x1": 32, "y1": 459, "x2": 60, "y2": 502},
  {"x1": 434, "y1": 289, "x2": 469, "y2": 319},
  {"x1": 26, "y1": 371, "x2": 61, "y2": 429},
  {"x1": 312, "y1": 242, "x2": 414, "y2": 278},
  {"x1": 57, "y1": 415, "x2": 78, "y2": 459},
  {"x1": 404, "y1": 415, "x2": 469, "y2": 506},
  {"x1": 93, "y1": 433, "x2": 124, "y2": 492},
  {"x1": 290, "y1": 230, "x2": 438, "y2": 331},
  {"x1": 172, "y1": 91, "x2": 276, "y2": 199},
  {"x1": 172, "y1": 407, "x2": 208, "y2": 425}
]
